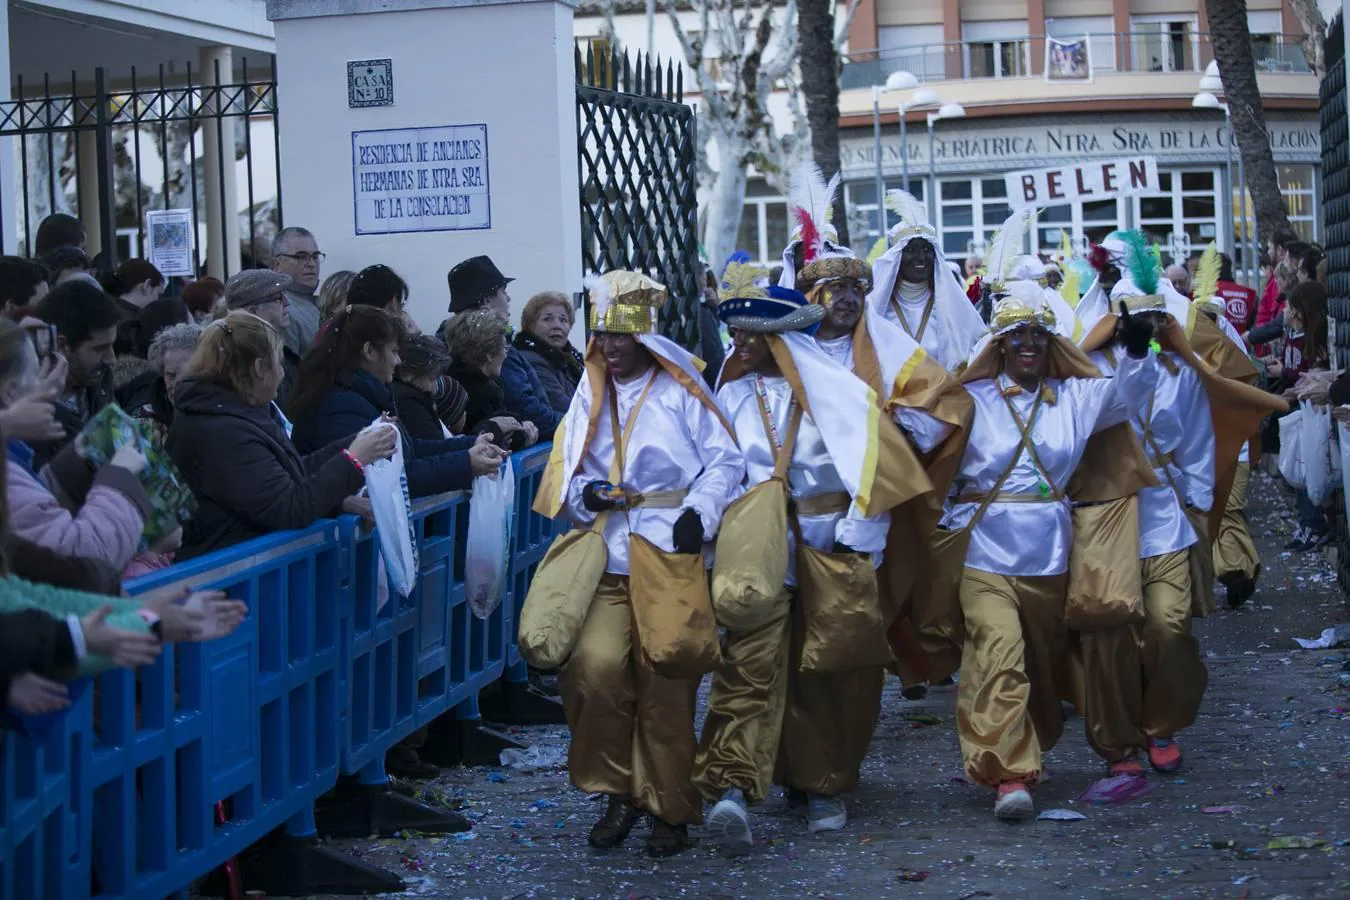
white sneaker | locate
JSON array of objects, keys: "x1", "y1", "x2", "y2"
[
  {"x1": 706, "y1": 788, "x2": 753, "y2": 854},
  {"x1": 993, "y1": 783, "x2": 1035, "y2": 821},
  {"x1": 806, "y1": 794, "x2": 847, "y2": 832}
]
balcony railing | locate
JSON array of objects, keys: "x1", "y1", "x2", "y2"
[{"x1": 840, "y1": 32, "x2": 1311, "y2": 91}]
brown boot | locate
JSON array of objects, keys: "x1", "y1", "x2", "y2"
[
  {"x1": 588, "y1": 795, "x2": 640, "y2": 849},
  {"x1": 646, "y1": 818, "x2": 691, "y2": 858}
]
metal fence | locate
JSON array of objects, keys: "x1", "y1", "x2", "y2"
[
  {"x1": 0, "y1": 57, "x2": 280, "y2": 276},
  {"x1": 576, "y1": 47, "x2": 701, "y2": 350},
  {"x1": 1320, "y1": 17, "x2": 1349, "y2": 590}
]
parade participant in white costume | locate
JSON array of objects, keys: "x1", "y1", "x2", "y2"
[
  {"x1": 947, "y1": 286, "x2": 1161, "y2": 821},
  {"x1": 775, "y1": 164, "x2": 849, "y2": 290},
  {"x1": 1005, "y1": 255, "x2": 1082, "y2": 342},
  {"x1": 789, "y1": 237, "x2": 973, "y2": 695},
  {"x1": 696, "y1": 271, "x2": 931, "y2": 846},
  {"x1": 867, "y1": 190, "x2": 988, "y2": 371},
  {"x1": 533, "y1": 270, "x2": 744, "y2": 858},
  {"x1": 1073, "y1": 234, "x2": 1215, "y2": 776}
]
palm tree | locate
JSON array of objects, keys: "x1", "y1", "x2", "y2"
[
  {"x1": 797, "y1": 0, "x2": 850, "y2": 246},
  {"x1": 1204, "y1": 0, "x2": 1293, "y2": 248}
]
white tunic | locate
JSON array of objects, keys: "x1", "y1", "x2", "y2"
[
  {"x1": 718, "y1": 374, "x2": 889, "y2": 587},
  {"x1": 1091, "y1": 349, "x2": 1215, "y2": 558},
  {"x1": 565, "y1": 367, "x2": 745, "y2": 576},
  {"x1": 813, "y1": 333, "x2": 954, "y2": 454},
  {"x1": 941, "y1": 354, "x2": 1160, "y2": 577},
  {"x1": 878, "y1": 283, "x2": 972, "y2": 373}
]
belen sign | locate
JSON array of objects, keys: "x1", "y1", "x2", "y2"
[{"x1": 1007, "y1": 157, "x2": 1159, "y2": 208}]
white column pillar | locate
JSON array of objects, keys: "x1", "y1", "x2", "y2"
[
  {"x1": 200, "y1": 45, "x2": 242, "y2": 278},
  {"x1": 266, "y1": 0, "x2": 583, "y2": 332},
  {"x1": 76, "y1": 131, "x2": 103, "y2": 257},
  {"x1": 0, "y1": 3, "x2": 15, "y2": 254}
]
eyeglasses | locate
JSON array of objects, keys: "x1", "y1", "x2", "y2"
[{"x1": 277, "y1": 251, "x2": 326, "y2": 264}]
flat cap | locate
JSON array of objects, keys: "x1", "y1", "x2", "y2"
[{"x1": 225, "y1": 269, "x2": 292, "y2": 309}]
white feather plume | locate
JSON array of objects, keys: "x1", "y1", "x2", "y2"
[
  {"x1": 884, "y1": 189, "x2": 927, "y2": 231},
  {"x1": 788, "y1": 160, "x2": 841, "y2": 234},
  {"x1": 583, "y1": 271, "x2": 610, "y2": 319},
  {"x1": 985, "y1": 208, "x2": 1036, "y2": 285}
]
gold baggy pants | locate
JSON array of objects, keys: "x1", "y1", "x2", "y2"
[
  {"x1": 1071, "y1": 549, "x2": 1209, "y2": 761},
  {"x1": 956, "y1": 568, "x2": 1068, "y2": 788},
  {"x1": 694, "y1": 592, "x2": 885, "y2": 801},
  {"x1": 559, "y1": 575, "x2": 702, "y2": 826},
  {"x1": 1213, "y1": 461, "x2": 1260, "y2": 581}
]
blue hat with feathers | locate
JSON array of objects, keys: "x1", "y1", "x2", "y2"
[{"x1": 717, "y1": 252, "x2": 824, "y2": 334}]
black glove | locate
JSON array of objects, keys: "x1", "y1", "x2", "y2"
[
  {"x1": 832, "y1": 540, "x2": 860, "y2": 555},
  {"x1": 582, "y1": 481, "x2": 620, "y2": 512},
  {"x1": 672, "y1": 508, "x2": 704, "y2": 554},
  {"x1": 1116, "y1": 301, "x2": 1154, "y2": 359}
]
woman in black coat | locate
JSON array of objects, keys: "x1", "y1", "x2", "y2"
[
  {"x1": 512, "y1": 292, "x2": 583, "y2": 413},
  {"x1": 444, "y1": 310, "x2": 542, "y2": 453},
  {"x1": 167, "y1": 313, "x2": 397, "y2": 559},
  {"x1": 392, "y1": 334, "x2": 455, "y2": 441},
  {"x1": 287, "y1": 306, "x2": 507, "y2": 497}
]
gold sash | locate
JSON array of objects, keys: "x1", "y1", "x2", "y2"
[
  {"x1": 517, "y1": 373, "x2": 656, "y2": 669},
  {"x1": 618, "y1": 375, "x2": 722, "y2": 678}
]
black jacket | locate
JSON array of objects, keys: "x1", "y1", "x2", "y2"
[
  {"x1": 392, "y1": 380, "x2": 446, "y2": 442},
  {"x1": 167, "y1": 377, "x2": 362, "y2": 559},
  {"x1": 448, "y1": 362, "x2": 515, "y2": 435},
  {"x1": 697, "y1": 301, "x2": 726, "y2": 390},
  {"x1": 0, "y1": 608, "x2": 78, "y2": 719},
  {"x1": 117, "y1": 369, "x2": 174, "y2": 431},
  {"x1": 512, "y1": 332, "x2": 582, "y2": 413},
  {"x1": 289, "y1": 369, "x2": 478, "y2": 498}
]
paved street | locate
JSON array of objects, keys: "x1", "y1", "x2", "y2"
[{"x1": 325, "y1": 471, "x2": 1350, "y2": 899}]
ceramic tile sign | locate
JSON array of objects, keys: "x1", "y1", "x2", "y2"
[
  {"x1": 348, "y1": 59, "x2": 393, "y2": 108},
  {"x1": 1008, "y1": 156, "x2": 1159, "y2": 209},
  {"x1": 352, "y1": 125, "x2": 491, "y2": 235}
]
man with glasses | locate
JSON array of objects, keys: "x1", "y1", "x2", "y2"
[
  {"x1": 269, "y1": 226, "x2": 325, "y2": 357},
  {"x1": 225, "y1": 269, "x2": 300, "y2": 407}
]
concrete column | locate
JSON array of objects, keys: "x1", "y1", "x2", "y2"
[
  {"x1": 266, "y1": 0, "x2": 583, "y2": 333},
  {"x1": 76, "y1": 131, "x2": 103, "y2": 257},
  {"x1": 0, "y1": 3, "x2": 12, "y2": 254},
  {"x1": 200, "y1": 45, "x2": 242, "y2": 278},
  {"x1": 942, "y1": 0, "x2": 962, "y2": 79},
  {"x1": 1027, "y1": 0, "x2": 1045, "y2": 76},
  {"x1": 1112, "y1": 0, "x2": 1130, "y2": 72}
]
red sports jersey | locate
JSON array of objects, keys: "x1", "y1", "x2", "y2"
[{"x1": 1215, "y1": 279, "x2": 1257, "y2": 334}]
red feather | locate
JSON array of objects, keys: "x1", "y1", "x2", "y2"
[
  {"x1": 1087, "y1": 244, "x2": 1110, "y2": 273},
  {"x1": 794, "y1": 207, "x2": 820, "y2": 265}
]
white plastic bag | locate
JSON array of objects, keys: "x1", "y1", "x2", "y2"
[
  {"x1": 1278, "y1": 409, "x2": 1306, "y2": 489},
  {"x1": 363, "y1": 421, "x2": 418, "y2": 599},
  {"x1": 1302, "y1": 404, "x2": 1333, "y2": 504},
  {"x1": 465, "y1": 456, "x2": 516, "y2": 619}
]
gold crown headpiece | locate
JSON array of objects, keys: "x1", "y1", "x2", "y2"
[
  {"x1": 991, "y1": 281, "x2": 1057, "y2": 334},
  {"x1": 584, "y1": 270, "x2": 667, "y2": 334}
]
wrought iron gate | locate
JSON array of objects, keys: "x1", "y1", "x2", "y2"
[
  {"x1": 576, "y1": 48, "x2": 701, "y2": 350},
  {"x1": 0, "y1": 58, "x2": 280, "y2": 276}
]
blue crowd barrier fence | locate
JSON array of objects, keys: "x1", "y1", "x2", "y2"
[{"x1": 0, "y1": 445, "x2": 560, "y2": 899}]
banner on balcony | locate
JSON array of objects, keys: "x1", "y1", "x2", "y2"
[
  {"x1": 1045, "y1": 36, "x2": 1092, "y2": 82},
  {"x1": 1007, "y1": 156, "x2": 1159, "y2": 208}
]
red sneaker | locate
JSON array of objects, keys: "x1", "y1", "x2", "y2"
[
  {"x1": 1147, "y1": 738, "x2": 1182, "y2": 773},
  {"x1": 1109, "y1": 757, "x2": 1146, "y2": 777},
  {"x1": 994, "y1": 781, "x2": 1035, "y2": 820}
]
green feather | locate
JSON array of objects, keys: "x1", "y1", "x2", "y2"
[{"x1": 1121, "y1": 230, "x2": 1159, "y2": 295}]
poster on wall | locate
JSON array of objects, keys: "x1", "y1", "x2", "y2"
[
  {"x1": 1045, "y1": 36, "x2": 1092, "y2": 83},
  {"x1": 352, "y1": 124, "x2": 491, "y2": 236},
  {"x1": 145, "y1": 208, "x2": 194, "y2": 277},
  {"x1": 1007, "y1": 156, "x2": 1159, "y2": 208}
]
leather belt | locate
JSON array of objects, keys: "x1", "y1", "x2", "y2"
[{"x1": 956, "y1": 490, "x2": 1063, "y2": 504}]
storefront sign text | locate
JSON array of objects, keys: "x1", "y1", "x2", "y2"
[
  {"x1": 352, "y1": 124, "x2": 491, "y2": 235},
  {"x1": 1008, "y1": 157, "x2": 1159, "y2": 207}
]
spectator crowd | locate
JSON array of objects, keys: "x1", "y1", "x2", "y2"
[{"x1": 0, "y1": 213, "x2": 584, "y2": 763}]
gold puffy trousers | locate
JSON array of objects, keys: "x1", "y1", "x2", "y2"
[
  {"x1": 1063, "y1": 628, "x2": 1145, "y2": 764},
  {"x1": 1138, "y1": 550, "x2": 1208, "y2": 738},
  {"x1": 696, "y1": 592, "x2": 885, "y2": 801},
  {"x1": 1213, "y1": 461, "x2": 1260, "y2": 581},
  {"x1": 956, "y1": 568, "x2": 1069, "y2": 788},
  {"x1": 693, "y1": 595, "x2": 792, "y2": 805},
  {"x1": 559, "y1": 575, "x2": 702, "y2": 826},
  {"x1": 774, "y1": 603, "x2": 886, "y2": 797}
]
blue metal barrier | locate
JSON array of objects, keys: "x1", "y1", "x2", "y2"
[{"x1": 0, "y1": 446, "x2": 558, "y2": 898}]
